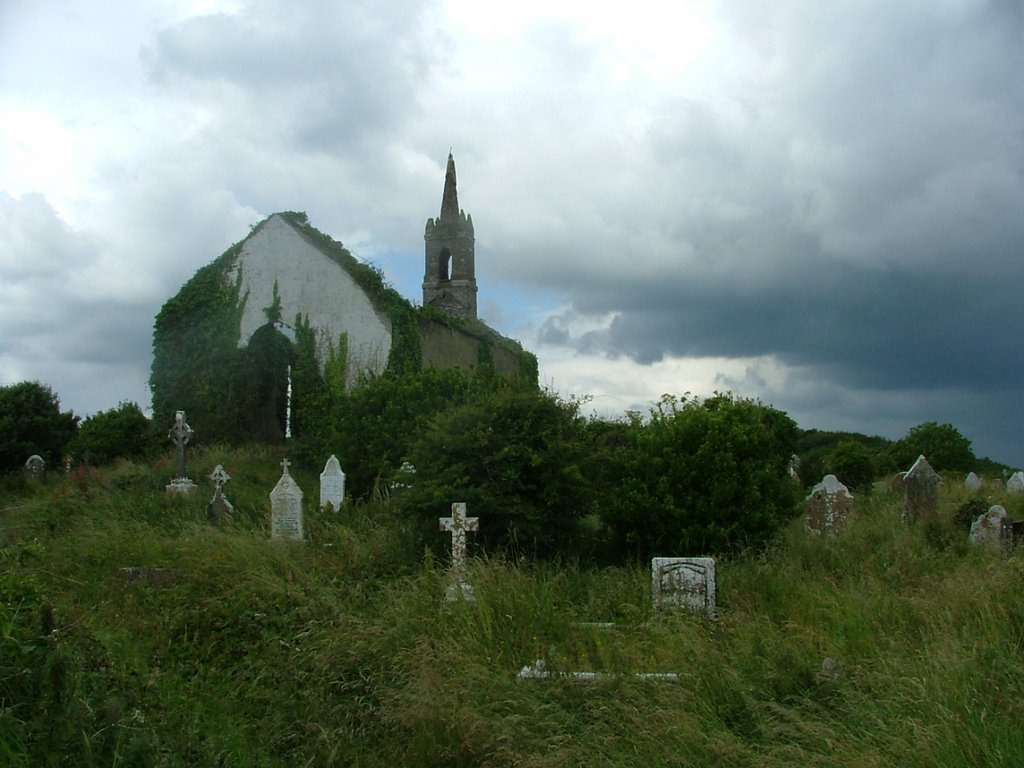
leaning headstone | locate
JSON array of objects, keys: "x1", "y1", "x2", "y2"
[
  {"x1": 969, "y1": 505, "x2": 1008, "y2": 548},
  {"x1": 903, "y1": 455, "x2": 940, "y2": 524},
  {"x1": 24, "y1": 455, "x2": 45, "y2": 480},
  {"x1": 651, "y1": 557, "x2": 716, "y2": 618},
  {"x1": 964, "y1": 472, "x2": 982, "y2": 491},
  {"x1": 165, "y1": 410, "x2": 197, "y2": 494},
  {"x1": 439, "y1": 502, "x2": 478, "y2": 601},
  {"x1": 319, "y1": 455, "x2": 346, "y2": 511},
  {"x1": 270, "y1": 459, "x2": 304, "y2": 541},
  {"x1": 207, "y1": 465, "x2": 234, "y2": 523},
  {"x1": 1007, "y1": 471, "x2": 1024, "y2": 495},
  {"x1": 805, "y1": 474, "x2": 854, "y2": 535}
]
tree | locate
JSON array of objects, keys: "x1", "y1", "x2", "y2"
[
  {"x1": 69, "y1": 402, "x2": 161, "y2": 465},
  {"x1": 606, "y1": 393, "x2": 800, "y2": 560},
  {"x1": 892, "y1": 422, "x2": 975, "y2": 473},
  {"x1": 0, "y1": 381, "x2": 78, "y2": 473}
]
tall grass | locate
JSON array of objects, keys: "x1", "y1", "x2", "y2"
[{"x1": 1, "y1": 451, "x2": 1023, "y2": 766}]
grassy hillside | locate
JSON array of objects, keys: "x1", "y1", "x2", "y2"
[{"x1": 2, "y1": 448, "x2": 1024, "y2": 766}]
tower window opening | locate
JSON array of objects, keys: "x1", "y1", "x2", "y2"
[{"x1": 440, "y1": 248, "x2": 451, "y2": 281}]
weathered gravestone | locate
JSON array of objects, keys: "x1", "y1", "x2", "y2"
[
  {"x1": 270, "y1": 459, "x2": 304, "y2": 541},
  {"x1": 207, "y1": 465, "x2": 234, "y2": 523},
  {"x1": 964, "y1": 472, "x2": 982, "y2": 491},
  {"x1": 439, "y1": 502, "x2": 478, "y2": 601},
  {"x1": 1007, "y1": 471, "x2": 1024, "y2": 495},
  {"x1": 319, "y1": 455, "x2": 345, "y2": 511},
  {"x1": 165, "y1": 410, "x2": 197, "y2": 494},
  {"x1": 651, "y1": 557, "x2": 716, "y2": 618},
  {"x1": 24, "y1": 455, "x2": 45, "y2": 479},
  {"x1": 903, "y1": 455, "x2": 940, "y2": 524},
  {"x1": 805, "y1": 474, "x2": 854, "y2": 535},
  {"x1": 969, "y1": 505, "x2": 1008, "y2": 548}
]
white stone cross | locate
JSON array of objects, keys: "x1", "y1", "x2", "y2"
[
  {"x1": 439, "y1": 502, "x2": 478, "y2": 585},
  {"x1": 209, "y1": 464, "x2": 231, "y2": 491},
  {"x1": 280, "y1": 458, "x2": 291, "y2": 475}
]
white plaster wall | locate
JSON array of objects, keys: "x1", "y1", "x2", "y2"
[{"x1": 228, "y1": 215, "x2": 392, "y2": 387}]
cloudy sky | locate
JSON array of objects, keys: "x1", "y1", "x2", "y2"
[{"x1": 2, "y1": 0, "x2": 1023, "y2": 465}]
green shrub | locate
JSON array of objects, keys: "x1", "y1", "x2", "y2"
[
  {"x1": 69, "y1": 402, "x2": 161, "y2": 466},
  {"x1": 605, "y1": 393, "x2": 800, "y2": 559}
]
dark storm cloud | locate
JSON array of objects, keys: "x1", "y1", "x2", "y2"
[{"x1": 527, "y1": 0, "x2": 1024, "y2": 408}]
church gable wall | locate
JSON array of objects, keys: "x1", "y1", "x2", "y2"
[{"x1": 228, "y1": 215, "x2": 392, "y2": 387}]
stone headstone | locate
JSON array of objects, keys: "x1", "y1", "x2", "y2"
[
  {"x1": 319, "y1": 455, "x2": 346, "y2": 511},
  {"x1": 439, "y1": 502, "x2": 478, "y2": 601},
  {"x1": 969, "y1": 505, "x2": 1008, "y2": 548},
  {"x1": 24, "y1": 454, "x2": 45, "y2": 479},
  {"x1": 805, "y1": 474, "x2": 854, "y2": 535},
  {"x1": 165, "y1": 410, "x2": 197, "y2": 494},
  {"x1": 651, "y1": 557, "x2": 716, "y2": 618},
  {"x1": 890, "y1": 471, "x2": 907, "y2": 495},
  {"x1": 964, "y1": 472, "x2": 982, "y2": 491},
  {"x1": 270, "y1": 459, "x2": 304, "y2": 541},
  {"x1": 903, "y1": 455, "x2": 940, "y2": 524},
  {"x1": 207, "y1": 465, "x2": 234, "y2": 523},
  {"x1": 1007, "y1": 471, "x2": 1024, "y2": 495}
]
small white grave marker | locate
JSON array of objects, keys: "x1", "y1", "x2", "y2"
[
  {"x1": 652, "y1": 557, "x2": 716, "y2": 618},
  {"x1": 1007, "y1": 471, "x2": 1024, "y2": 495},
  {"x1": 965, "y1": 472, "x2": 982, "y2": 491},
  {"x1": 319, "y1": 455, "x2": 346, "y2": 511},
  {"x1": 270, "y1": 458, "x2": 304, "y2": 541},
  {"x1": 439, "y1": 502, "x2": 478, "y2": 601}
]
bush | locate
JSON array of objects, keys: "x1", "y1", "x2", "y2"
[
  {"x1": 829, "y1": 440, "x2": 876, "y2": 489},
  {"x1": 69, "y1": 402, "x2": 162, "y2": 466},
  {"x1": 401, "y1": 387, "x2": 591, "y2": 559},
  {"x1": 0, "y1": 381, "x2": 78, "y2": 474},
  {"x1": 605, "y1": 393, "x2": 800, "y2": 560}
]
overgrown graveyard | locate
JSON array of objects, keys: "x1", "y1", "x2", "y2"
[{"x1": 2, "y1": 447, "x2": 1024, "y2": 766}]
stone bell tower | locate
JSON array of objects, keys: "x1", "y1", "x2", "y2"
[{"x1": 423, "y1": 153, "x2": 477, "y2": 319}]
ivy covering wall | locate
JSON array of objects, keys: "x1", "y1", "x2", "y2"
[{"x1": 150, "y1": 212, "x2": 538, "y2": 447}]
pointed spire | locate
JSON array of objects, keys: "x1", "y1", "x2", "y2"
[{"x1": 439, "y1": 152, "x2": 459, "y2": 221}]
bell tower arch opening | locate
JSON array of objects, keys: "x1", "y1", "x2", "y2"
[{"x1": 422, "y1": 152, "x2": 477, "y2": 319}]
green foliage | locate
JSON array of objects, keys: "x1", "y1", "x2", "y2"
[
  {"x1": 4, "y1": 448, "x2": 1024, "y2": 765},
  {"x1": 329, "y1": 367, "x2": 475, "y2": 497},
  {"x1": 607, "y1": 393, "x2": 800, "y2": 559},
  {"x1": 0, "y1": 381, "x2": 78, "y2": 474},
  {"x1": 795, "y1": 429, "x2": 895, "y2": 488},
  {"x1": 829, "y1": 439, "x2": 876, "y2": 490},
  {"x1": 149, "y1": 250, "x2": 246, "y2": 443},
  {"x1": 70, "y1": 402, "x2": 161, "y2": 466},
  {"x1": 893, "y1": 421, "x2": 976, "y2": 473},
  {"x1": 402, "y1": 386, "x2": 592, "y2": 559}
]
